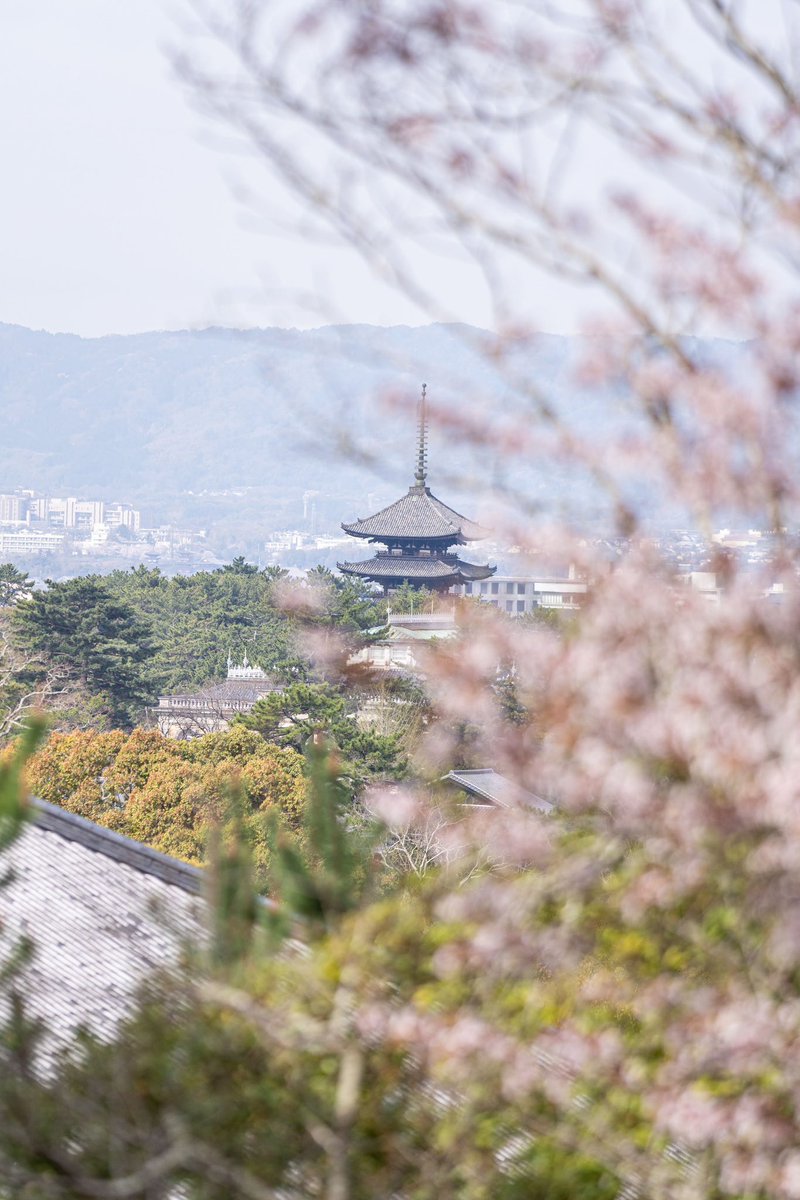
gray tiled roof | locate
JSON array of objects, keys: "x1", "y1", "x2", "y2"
[
  {"x1": 342, "y1": 485, "x2": 489, "y2": 543},
  {"x1": 160, "y1": 679, "x2": 277, "y2": 705},
  {"x1": 445, "y1": 769, "x2": 554, "y2": 813},
  {"x1": 339, "y1": 554, "x2": 495, "y2": 583},
  {"x1": 1, "y1": 800, "x2": 206, "y2": 1050}
]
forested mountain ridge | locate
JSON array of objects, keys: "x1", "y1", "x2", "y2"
[
  {"x1": 0, "y1": 321, "x2": 746, "y2": 535},
  {"x1": 0, "y1": 321, "x2": 509, "y2": 500}
]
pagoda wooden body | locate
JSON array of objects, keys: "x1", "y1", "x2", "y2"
[{"x1": 338, "y1": 387, "x2": 495, "y2": 593}]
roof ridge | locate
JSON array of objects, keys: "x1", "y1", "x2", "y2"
[
  {"x1": 28, "y1": 797, "x2": 204, "y2": 895},
  {"x1": 342, "y1": 485, "x2": 488, "y2": 542}
]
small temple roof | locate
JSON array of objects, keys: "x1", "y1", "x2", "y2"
[
  {"x1": 342, "y1": 484, "x2": 489, "y2": 543},
  {"x1": 444, "y1": 769, "x2": 554, "y2": 814},
  {"x1": 338, "y1": 553, "x2": 494, "y2": 583}
]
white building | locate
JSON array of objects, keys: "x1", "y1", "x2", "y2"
[
  {"x1": 0, "y1": 529, "x2": 64, "y2": 554},
  {"x1": 681, "y1": 571, "x2": 721, "y2": 603},
  {"x1": 350, "y1": 611, "x2": 459, "y2": 672},
  {"x1": 28, "y1": 496, "x2": 139, "y2": 532},
  {"x1": 106, "y1": 502, "x2": 140, "y2": 532},
  {"x1": 455, "y1": 573, "x2": 588, "y2": 615},
  {"x1": 153, "y1": 656, "x2": 277, "y2": 738},
  {"x1": 0, "y1": 493, "x2": 29, "y2": 524}
]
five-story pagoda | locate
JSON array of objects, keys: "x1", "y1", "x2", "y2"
[{"x1": 338, "y1": 386, "x2": 496, "y2": 593}]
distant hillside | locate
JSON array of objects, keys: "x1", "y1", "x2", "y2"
[{"x1": 0, "y1": 321, "x2": 743, "y2": 549}]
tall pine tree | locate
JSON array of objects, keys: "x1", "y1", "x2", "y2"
[{"x1": 14, "y1": 577, "x2": 154, "y2": 728}]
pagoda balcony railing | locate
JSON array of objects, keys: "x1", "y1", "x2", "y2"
[{"x1": 374, "y1": 549, "x2": 461, "y2": 560}]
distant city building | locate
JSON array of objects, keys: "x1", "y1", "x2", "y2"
[
  {"x1": 31, "y1": 497, "x2": 102, "y2": 528},
  {"x1": 0, "y1": 493, "x2": 28, "y2": 524},
  {"x1": 153, "y1": 655, "x2": 278, "y2": 739},
  {"x1": 265, "y1": 530, "x2": 350, "y2": 559},
  {"x1": 456, "y1": 573, "x2": 588, "y2": 614},
  {"x1": 0, "y1": 529, "x2": 64, "y2": 554},
  {"x1": 339, "y1": 385, "x2": 495, "y2": 592},
  {"x1": 22, "y1": 495, "x2": 140, "y2": 532},
  {"x1": 681, "y1": 571, "x2": 721, "y2": 603},
  {"x1": 105, "y1": 502, "x2": 140, "y2": 532},
  {"x1": 145, "y1": 526, "x2": 204, "y2": 548}
]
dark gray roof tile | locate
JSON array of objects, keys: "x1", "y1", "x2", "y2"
[
  {"x1": 338, "y1": 554, "x2": 495, "y2": 583},
  {"x1": 342, "y1": 485, "x2": 489, "y2": 543}
]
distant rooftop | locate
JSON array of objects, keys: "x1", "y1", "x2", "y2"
[
  {"x1": 339, "y1": 553, "x2": 493, "y2": 582},
  {"x1": 444, "y1": 769, "x2": 554, "y2": 813},
  {"x1": 343, "y1": 485, "x2": 489, "y2": 544}
]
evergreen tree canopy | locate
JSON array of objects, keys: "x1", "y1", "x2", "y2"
[
  {"x1": 0, "y1": 564, "x2": 33, "y2": 608},
  {"x1": 240, "y1": 681, "x2": 407, "y2": 787},
  {"x1": 14, "y1": 577, "x2": 154, "y2": 728}
]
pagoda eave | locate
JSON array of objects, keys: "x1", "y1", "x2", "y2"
[
  {"x1": 340, "y1": 526, "x2": 468, "y2": 550},
  {"x1": 338, "y1": 555, "x2": 496, "y2": 591},
  {"x1": 341, "y1": 484, "x2": 489, "y2": 544}
]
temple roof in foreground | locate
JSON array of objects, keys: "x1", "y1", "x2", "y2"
[
  {"x1": 2, "y1": 799, "x2": 204, "y2": 1054},
  {"x1": 342, "y1": 484, "x2": 489, "y2": 544},
  {"x1": 338, "y1": 553, "x2": 495, "y2": 584}
]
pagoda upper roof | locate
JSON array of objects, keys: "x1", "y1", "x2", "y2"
[
  {"x1": 342, "y1": 484, "x2": 489, "y2": 543},
  {"x1": 338, "y1": 553, "x2": 495, "y2": 585}
]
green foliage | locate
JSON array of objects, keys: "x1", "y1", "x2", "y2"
[
  {"x1": 239, "y1": 681, "x2": 346, "y2": 750},
  {"x1": 0, "y1": 727, "x2": 633, "y2": 1200},
  {"x1": 207, "y1": 787, "x2": 262, "y2": 967},
  {"x1": 0, "y1": 564, "x2": 32, "y2": 608},
  {"x1": 265, "y1": 736, "x2": 380, "y2": 935},
  {"x1": 306, "y1": 568, "x2": 387, "y2": 633},
  {"x1": 387, "y1": 580, "x2": 437, "y2": 614},
  {"x1": 240, "y1": 680, "x2": 407, "y2": 787},
  {"x1": 520, "y1": 604, "x2": 579, "y2": 634},
  {"x1": 0, "y1": 785, "x2": 622, "y2": 1199},
  {"x1": 0, "y1": 717, "x2": 47, "y2": 998},
  {"x1": 101, "y1": 561, "x2": 389, "y2": 697},
  {"x1": 0, "y1": 718, "x2": 47, "y2": 856},
  {"x1": 494, "y1": 674, "x2": 528, "y2": 726},
  {"x1": 103, "y1": 563, "x2": 302, "y2": 693},
  {"x1": 21, "y1": 726, "x2": 307, "y2": 869},
  {"x1": 14, "y1": 576, "x2": 154, "y2": 728}
]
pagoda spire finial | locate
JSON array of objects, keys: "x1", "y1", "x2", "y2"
[{"x1": 414, "y1": 382, "x2": 428, "y2": 486}]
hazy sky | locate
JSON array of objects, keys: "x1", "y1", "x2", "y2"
[
  {"x1": 0, "y1": 0, "x2": 510, "y2": 337},
  {"x1": 0, "y1": 1, "x2": 786, "y2": 339}
]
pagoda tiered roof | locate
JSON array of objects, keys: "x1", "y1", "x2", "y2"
[
  {"x1": 339, "y1": 384, "x2": 496, "y2": 592},
  {"x1": 342, "y1": 483, "x2": 489, "y2": 544},
  {"x1": 337, "y1": 553, "x2": 494, "y2": 587}
]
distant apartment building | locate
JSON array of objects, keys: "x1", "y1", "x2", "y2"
[
  {"x1": 27, "y1": 496, "x2": 140, "y2": 532},
  {"x1": 105, "y1": 503, "x2": 140, "y2": 532},
  {"x1": 147, "y1": 526, "x2": 203, "y2": 548},
  {"x1": 0, "y1": 529, "x2": 64, "y2": 554},
  {"x1": 0, "y1": 494, "x2": 28, "y2": 524},
  {"x1": 682, "y1": 571, "x2": 721, "y2": 602},
  {"x1": 456, "y1": 573, "x2": 588, "y2": 615}
]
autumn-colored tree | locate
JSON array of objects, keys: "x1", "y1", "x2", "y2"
[{"x1": 22, "y1": 725, "x2": 306, "y2": 868}]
